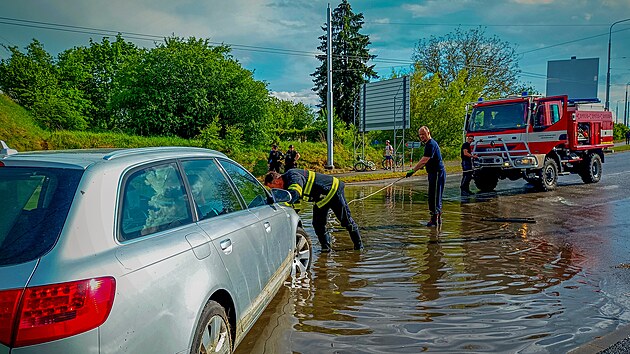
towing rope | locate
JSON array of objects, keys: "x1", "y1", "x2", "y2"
[{"x1": 347, "y1": 176, "x2": 407, "y2": 204}]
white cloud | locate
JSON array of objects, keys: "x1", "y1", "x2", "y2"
[
  {"x1": 271, "y1": 89, "x2": 320, "y2": 107},
  {"x1": 402, "y1": 1, "x2": 474, "y2": 18},
  {"x1": 510, "y1": 0, "x2": 554, "y2": 4}
]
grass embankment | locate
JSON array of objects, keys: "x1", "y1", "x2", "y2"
[
  {"x1": 3, "y1": 93, "x2": 626, "y2": 180},
  {"x1": 0, "y1": 94, "x2": 366, "y2": 175}
]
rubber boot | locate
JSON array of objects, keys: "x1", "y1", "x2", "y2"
[
  {"x1": 426, "y1": 214, "x2": 438, "y2": 227},
  {"x1": 318, "y1": 232, "x2": 332, "y2": 252},
  {"x1": 349, "y1": 229, "x2": 363, "y2": 250}
]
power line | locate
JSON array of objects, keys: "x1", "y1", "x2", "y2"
[
  {"x1": 2, "y1": 15, "x2": 627, "y2": 84},
  {"x1": 517, "y1": 27, "x2": 630, "y2": 55},
  {"x1": 365, "y1": 21, "x2": 611, "y2": 27}
]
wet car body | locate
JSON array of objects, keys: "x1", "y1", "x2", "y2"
[{"x1": 0, "y1": 146, "x2": 311, "y2": 353}]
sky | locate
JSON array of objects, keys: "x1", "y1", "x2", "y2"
[{"x1": 0, "y1": 0, "x2": 629, "y2": 119}]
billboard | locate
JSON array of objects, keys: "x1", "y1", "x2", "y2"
[
  {"x1": 546, "y1": 57, "x2": 599, "y2": 100},
  {"x1": 358, "y1": 76, "x2": 410, "y2": 132}
]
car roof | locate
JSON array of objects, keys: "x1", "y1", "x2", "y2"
[{"x1": 1, "y1": 147, "x2": 227, "y2": 169}]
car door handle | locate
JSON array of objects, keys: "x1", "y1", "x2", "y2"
[
  {"x1": 220, "y1": 239, "x2": 232, "y2": 255},
  {"x1": 263, "y1": 222, "x2": 272, "y2": 233}
]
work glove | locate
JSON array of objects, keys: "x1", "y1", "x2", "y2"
[{"x1": 406, "y1": 169, "x2": 415, "y2": 178}]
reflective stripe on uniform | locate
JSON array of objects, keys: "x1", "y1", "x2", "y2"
[
  {"x1": 315, "y1": 177, "x2": 339, "y2": 208},
  {"x1": 288, "y1": 183, "x2": 302, "y2": 196},
  {"x1": 303, "y1": 170, "x2": 316, "y2": 201}
]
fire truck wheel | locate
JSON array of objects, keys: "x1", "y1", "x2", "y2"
[
  {"x1": 579, "y1": 153, "x2": 602, "y2": 184},
  {"x1": 473, "y1": 169, "x2": 499, "y2": 192},
  {"x1": 536, "y1": 158, "x2": 558, "y2": 191}
]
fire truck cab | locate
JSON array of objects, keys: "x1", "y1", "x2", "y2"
[{"x1": 464, "y1": 94, "x2": 614, "y2": 192}]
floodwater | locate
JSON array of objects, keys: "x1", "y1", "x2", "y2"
[{"x1": 236, "y1": 153, "x2": 630, "y2": 353}]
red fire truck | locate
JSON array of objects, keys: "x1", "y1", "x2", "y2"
[{"x1": 465, "y1": 94, "x2": 614, "y2": 192}]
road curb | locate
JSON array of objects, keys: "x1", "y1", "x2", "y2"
[{"x1": 568, "y1": 324, "x2": 630, "y2": 354}]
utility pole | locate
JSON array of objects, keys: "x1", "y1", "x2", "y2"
[
  {"x1": 625, "y1": 83, "x2": 629, "y2": 127},
  {"x1": 326, "y1": 3, "x2": 334, "y2": 169}
]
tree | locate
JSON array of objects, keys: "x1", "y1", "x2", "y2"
[
  {"x1": 412, "y1": 27, "x2": 521, "y2": 99},
  {"x1": 408, "y1": 65, "x2": 486, "y2": 158},
  {"x1": 312, "y1": 0, "x2": 377, "y2": 125},
  {"x1": 57, "y1": 35, "x2": 142, "y2": 130},
  {"x1": 0, "y1": 39, "x2": 89, "y2": 130},
  {"x1": 112, "y1": 36, "x2": 270, "y2": 143}
]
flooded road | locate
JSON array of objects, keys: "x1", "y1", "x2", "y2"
[{"x1": 237, "y1": 152, "x2": 630, "y2": 353}]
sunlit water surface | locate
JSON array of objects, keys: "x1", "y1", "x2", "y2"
[{"x1": 237, "y1": 177, "x2": 630, "y2": 353}]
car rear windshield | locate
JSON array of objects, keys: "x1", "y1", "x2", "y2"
[{"x1": 0, "y1": 166, "x2": 83, "y2": 266}]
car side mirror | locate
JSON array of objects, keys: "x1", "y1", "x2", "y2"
[{"x1": 271, "y1": 188, "x2": 291, "y2": 203}]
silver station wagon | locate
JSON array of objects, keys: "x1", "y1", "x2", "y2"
[{"x1": 0, "y1": 143, "x2": 312, "y2": 353}]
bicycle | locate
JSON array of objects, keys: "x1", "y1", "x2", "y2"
[
  {"x1": 382, "y1": 153, "x2": 404, "y2": 170},
  {"x1": 354, "y1": 157, "x2": 377, "y2": 172}
]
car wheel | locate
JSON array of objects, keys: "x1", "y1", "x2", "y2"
[
  {"x1": 292, "y1": 227, "x2": 312, "y2": 277},
  {"x1": 191, "y1": 300, "x2": 232, "y2": 354}
]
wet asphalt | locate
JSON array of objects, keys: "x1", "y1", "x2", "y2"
[{"x1": 336, "y1": 147, "x2": 630, "y2": 354}]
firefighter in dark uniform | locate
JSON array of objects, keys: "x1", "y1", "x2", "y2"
[
  {"x1": 268, "y1": 144, "x2": 284, "y2": 172},
  {"x1": 284, "y1": 144, "x2": 300, "y2": 172},
  {"x1": 405, "y1": 126, "x2": 446, "y2": 227},
  {"x1": 264, "y1": 169, "x2": 363, "y2": 251},
  {"x1": 460, "y1": 135, "x2": 477, "y2": 196}
]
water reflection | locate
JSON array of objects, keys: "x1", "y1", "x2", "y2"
[{"x1": 236, "y1": 179, "x2": 626, "y2": 353}]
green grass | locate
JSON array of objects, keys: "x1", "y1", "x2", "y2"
[{"x1": 0, "y1": 95, "x2": 49, "y2": 151}]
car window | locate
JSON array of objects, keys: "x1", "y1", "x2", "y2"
[
  {"x1": 119, "y1": 162, "x2": 192, "y2": 241},
  {"x1": 218, "y1": 159, "x2": 269, "y2": 209},
  {"x1": 181, "y1": 159, "x2": 243, "y2": 220},
  {"x1": 0, "y1": 167, "x2": 83, "y2": 266}
]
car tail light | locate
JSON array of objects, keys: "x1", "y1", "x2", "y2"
[{"x1": 0, "y1": 277, "x2": 115, "y2": 348}]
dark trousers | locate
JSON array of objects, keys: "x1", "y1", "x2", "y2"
[
  {"x1": 269, "y1": 162, "x2": 281, "y2": 172},
  {"x1": 311, "y1": 187, "x2": 362, "y2": 249},
  {"x1": 427, "y1": 168, "x2": 446, "y2": 215},
  {"x1": 284, "y1": 162, "x2": 296, "y2": 172},
  {"x1": 460, "y1": 161, "x2": 473, "y2": 192}
]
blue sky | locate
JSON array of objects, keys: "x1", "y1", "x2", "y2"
[{"x1": 0, "y1": 0, "x2": 629, "y2": 118}]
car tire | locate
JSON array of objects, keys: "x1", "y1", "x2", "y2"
[
  {"x1": 190, "y1": 300, "x2": 232, "y2": 354},
  {"x1": 293, "y1": 227, "x2": 312, "y2": 276}
]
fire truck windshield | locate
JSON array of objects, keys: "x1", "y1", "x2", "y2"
[{"x1": 467, "y1": 102, "x2": 527, "y2": 132}]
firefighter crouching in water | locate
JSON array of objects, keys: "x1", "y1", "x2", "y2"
[{"x1": 264, "y1": 169, "x2": 364, "y2": 251}]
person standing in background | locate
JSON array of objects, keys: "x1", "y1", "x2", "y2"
[
  {"x1": 384, "y1": 140, "x2": 394, "y2": 170},
  {"x1": 284, "y1": 144, "x2": 301, "y2": 172},
  {"x1": 268, "y1": 144, "x2": 283, "y2": 172}
]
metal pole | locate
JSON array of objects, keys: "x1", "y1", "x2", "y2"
[
  {"x1": 326, "y1": 3, "x2": 334, "y2": 168},
  {"x1": 402, "y1": 76, "x2": 407, "y2": 169},
  {"x1": 392, "y1": 96, "x2": 398, "y2": 171},
  {"x1": 605, "y1": 18, "x2": 630, "y2": 111},
  {"x1": 625, "y1": 83, "x2": 629, "y2": 127}
]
